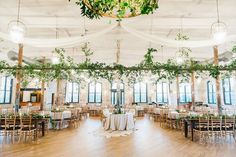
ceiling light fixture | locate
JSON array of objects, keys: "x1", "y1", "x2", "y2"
[
  {"x1": 51, "y1": 16, "x2": 60, "y2": 64},
  {"x1": 8, "y1": 0, "x2": 26, "y2": 43},
  {"x1": 211, "y1": 0, "x2": 227, "y2": 43}
]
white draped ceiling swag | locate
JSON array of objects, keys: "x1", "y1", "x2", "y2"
[{"x1": 0, "y1": 23, "x2": 236, "y2": 48}]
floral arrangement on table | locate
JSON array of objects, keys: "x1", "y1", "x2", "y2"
[
  {"x1": 64, "y1": 102, "x2": 71, "y2": 106},
  {"x1": 113, "y1": 104, "x2": 125, "y2": 114},
  {"x1": 185, "y1": 114, "x2": 236, "y2": 120},
  {"x1": 51, "y1": 108, "x2": 64, "y2": 112},
  {"x1": 0, "y1": 112, "x2": 51, "y2": 119}
]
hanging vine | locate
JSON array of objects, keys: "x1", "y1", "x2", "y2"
[{"x1": 1, "y1": 46, "x2": 236, "y2": 86}]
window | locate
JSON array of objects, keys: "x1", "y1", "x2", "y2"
[
  {"x1": 179, "y1": 83, "x2": 191, "y2": 103},
  {"x1": 134, "y1": 82, "x2": 147, "y2": 103},
  {"x1": 156, "y1": 82, "x2": 168, "y2": 103},
  {"x1": 222, "y1": 78, "x2": 235, "y2": 105},
  {"x1": 207, "y1": 81, "x2": 216, "y2": 104},
  {"x1": 0, "y1": 76, "x2": 13, "y2": 104},
  {"x1": 111, "y1": 82, "x2": 124, "y2": 105},
  {"x1": 88, "y1": 82, "x2": 102, "y2": 103},
  {"x1": 66, "y1": 82, "x2": 79, "y2": 103}
]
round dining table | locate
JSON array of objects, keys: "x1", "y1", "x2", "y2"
[{"x1": 104, "y1": 113, "x2": 135, "y2": 131}]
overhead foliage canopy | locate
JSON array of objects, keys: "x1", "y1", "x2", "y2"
[{"x1": 1, "y1": 46, "x2": 236, "y2": 86}]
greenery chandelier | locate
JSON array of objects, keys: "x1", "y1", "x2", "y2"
[{"x1": 70, "y1": 0, "x2": 159, "y2": 19}]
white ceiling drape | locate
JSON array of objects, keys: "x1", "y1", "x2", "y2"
[
  {"x1": 0, "y1": 23, "x2": 117, "y2": 48},
  {"x1": 121, "y1": 24, "x2": 236, "y2": 48},
  {"x1": 0, "y1": 22, "x2": 236, "y2": 48}
]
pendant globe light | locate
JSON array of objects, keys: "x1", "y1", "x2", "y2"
[
  {"x1": 8, "y1": 0, "x2": 26, "y2": 43},
  {"x1": 211, "y1": 0, "x2": 227, "y2": 43},
  {"x1": 51, "y1": 16, "x2": 60, "y2": 64}
]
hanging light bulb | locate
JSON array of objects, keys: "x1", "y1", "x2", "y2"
[
  {"x1": 211, "y1": 0, "x2": 227, "y2": 43},
  {"x1": 8, "y1": 0, "x2": 26, "y2": 43},
  {"x1": 176, "y1": 56, "x2": 184, "y2": 64},
  {"x1": 8, "y1": 21, "x2": 26, "y2": 43},
  {"x1": 51, "y1": 15, "x2": 60, "y2": 64},
  {"x1": 211, "y1": 22, "x2": 227, "y2": 43},
  {"x1": 51, "y1": 56, "x2": 60, "y2": 64}
]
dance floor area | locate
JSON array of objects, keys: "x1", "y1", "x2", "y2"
[{"x1": 1, "y1": 117, "x2": 236, "y2": 157}]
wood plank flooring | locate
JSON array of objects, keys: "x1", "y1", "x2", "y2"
[{"x1": 1, "y1": 117, "x2": 236, "y2": 157}]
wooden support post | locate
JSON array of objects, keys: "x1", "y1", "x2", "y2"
[
  {"x1": 191, "y1": 72, "x2": 195, "y2": 111},
  {"x1": 55, "y1": 79, "x2": 60, "y2": 108},
  {"x1": 40, "y1": 57, "x2": 46, "y2": 111},
  {"x1": 214, "y1": 46, "x2": 222, "y2": 115},
  {"x1": 15, "y1": 44, "x2": 23, "y2": 112},
  {"x1": 116, "y1": 39, "x2": 121, "y2": 106},
  {"x1": 176, "y1": 75, "x2": 180, "y2": 107}
]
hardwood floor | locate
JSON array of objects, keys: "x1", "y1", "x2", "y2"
[{"x1": 1, "y1": 117, "x2": 236, "y2": 157}]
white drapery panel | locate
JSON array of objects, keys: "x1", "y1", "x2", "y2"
[
  {"x1": 0, "y1": 24, "x2": 117, "y2": 48},
  {"x1": 121, "y1": 24, "x2": 236, "y2": 48},
  {"x1": 0, "y1": 22, "x2": 236, "y2": 48}
]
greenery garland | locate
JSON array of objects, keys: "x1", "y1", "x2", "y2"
[
  {"x1": 69, "y1": 0, "x2": 159, "y2": 19},
  {"x1": 1, "y1": 46, "x2": 236, "y2": 86}
]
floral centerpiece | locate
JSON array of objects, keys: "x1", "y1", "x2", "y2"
[{"x1": 113, "y1": 104, "x2": 124, "y2": 114}]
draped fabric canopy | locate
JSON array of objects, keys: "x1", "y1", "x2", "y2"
[
  {"x1": 0, "y1": 23, "x2": 236, "y2": 48},
  {"x1": 0, "y1": 24, "x2": 117, "y2": 48}
]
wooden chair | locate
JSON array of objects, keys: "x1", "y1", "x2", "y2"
[
  {"x1": 223, "y1": 116, "x2": 235, "y2": 141},
  {"x1": 51, "y1": 112, "x2": 63, "y2": 130},
  {"x1": 166, "y1": 112, "x2": 178, "y2": 129},
  {"x1": 81, "y1": 107, "x2": 88, "y2": 119},
  {"x1": 193, "y1": 117, "x2": 210, "y2": 143},
  {"x1": 70, "y1": 109, "x2": 79, "y2": 128},
  {"x1": 19, "y1": 115, "x2": 37, "y2": 142},
  {"x1": 0, "y1": 116, "x2": 6, "y2": 138},
  {"x1": 210, "y1": 116, "x2": 222, "y2": 140},
  {"x1": 4, "y1": 114, "x2": 21, "y2": 143},
  {"x1": 159, "y1": 109, "x2": 168, "y2": 127}
]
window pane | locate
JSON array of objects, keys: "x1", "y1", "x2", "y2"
[
  {"x1": 5, "y1": 91, "x2": 11, "y2": 103},
  {"x1": 96, "y1": 83, "x2": 101, "y2": 92},
  {"x1": 134, "y1": 82, "x2": 147, "y2": 103},
  {"x1": 223, "y1": 78, "x2": 234, "y2": 105},
  {"x1": 157, "y1": 82, "x2": 168, "y2": 103},
  {"x1": 111, "y1": 92, "x2": 116, "y2": 104},
  {"x1": 0, "y1": 77, "x2": 12, "y2": 104},
  {"x1": 224, "y1": 92, "x2": 230, "y2": 104},
  {"x1": 6, "y1": 78, "x2": 11, "y2": 90},
  {"x1": 140, "y1": 83, "x2": 146, "y2": 93},
  {"x1": 134, "y1": 83, "x2": 139, "y2": 92},
  {"x1": 0, "y1": 77, "x2": 6, "y2": 90},
  {"x1": 157, "y1": 94, "x2": 162, "y2": 103},
  {"x1": 179, "y1": 94, "x2": 185, "y2": 103},
  {"x1": 73, "y1": 83, "x2": 79, "y2": 93},
  {"x1": 89, "y1": 82, "x2": 95, "y2": 92},
  {"x1": 0, "y1": 91, "x2": 4, "y2": 103},
  {"x1": 179, "y1": 83, "x2": 191, "y2": 103},
  {"x1": 89, "y1": 93, "x2": 95, "y2": 103},
  {"x1": 134, "y1": 94, "x2": 139, "y2": 103},
  {"x1": 72, "y1": 94, "x2": 79, "y2": 102},
  {"x1": 96, "y1": 93, "x2": 101, "y2": 103},
  {"x1": 121, "y1": 92, "x2": 124, "y2": 104}
]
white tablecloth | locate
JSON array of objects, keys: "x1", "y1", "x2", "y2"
[
  {"x1": 168, "y1": 111, "x2": 180, "y2": 119},
  {"x1": 153, "y1": 108, "x2": 169, "y2": 114},
  {"x1": 105, "y1": 113, "x2": 135, "y2": 131},
  {"x1": 51, "y1": 111, "x2": 71, "y2": 120}
]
